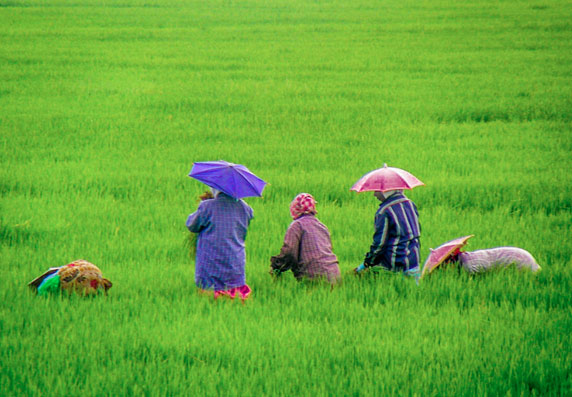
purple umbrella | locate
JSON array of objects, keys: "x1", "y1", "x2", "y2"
[{"x1": 189, "y1": 160, "x2": 267, "y2": 199}]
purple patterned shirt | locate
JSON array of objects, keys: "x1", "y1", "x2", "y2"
[
  {"x1": 186, "y1": 193, "x2": 253, "y2": 290},
  {"x1": 275, "y1": 214, "x2": 340, "y2": 282}
]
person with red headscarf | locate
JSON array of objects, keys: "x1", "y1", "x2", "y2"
[{"x1": 270, "y1": 193, "x2": 340, "y2": 283}]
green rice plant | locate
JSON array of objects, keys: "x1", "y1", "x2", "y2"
[{"x1": 1, "y1": 0, "x2": 571, "y2": 395}]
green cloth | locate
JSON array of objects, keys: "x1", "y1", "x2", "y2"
[{"x1": 37, "y1": 274, "x2": 60, "y2": 296}]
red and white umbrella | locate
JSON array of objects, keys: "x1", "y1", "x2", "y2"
[
  {"x1": 421, "y1": 235, "x2": 474, "y2": 278},
  {"x1": 351, "y1": 164, "x2": 424, "y2": 193}
]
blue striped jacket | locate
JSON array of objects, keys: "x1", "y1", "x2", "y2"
[{"x1": 364, "y1": 192, "x2": 421, "y2": 272}]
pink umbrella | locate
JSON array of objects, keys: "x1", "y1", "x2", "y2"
[
  {"x1": 421, "y1": 235, "x2": 474, "y2": 278},
  {"x1": 350, "y1": 164, "x2": 424, "y2": 193}
]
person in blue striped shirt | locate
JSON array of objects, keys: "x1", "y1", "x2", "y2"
[{"x1": 355, "y1": 189, "x2": 421, "y2": 277}]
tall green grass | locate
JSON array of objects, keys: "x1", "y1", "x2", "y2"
[{"x1": 1, "y1": 0, "x2": 571, "y2": 395}]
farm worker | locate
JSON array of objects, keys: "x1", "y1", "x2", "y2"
[
  {"x1": 186, "y1": 188, "x2": 253, "y2": 300},
  {"x1": 355, "y1": 189, "x2": 421, "y2": 277},
  {"x1": 29, "y1": 259, "x2": 112, "y2": 296},
  {"x1": 452, "y1": 247, "x2": 541, "y2": 274},
  {"x1": 270, "y1": 193, "x2": 341, "y2": 283}
]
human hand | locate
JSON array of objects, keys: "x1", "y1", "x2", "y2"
[
  {"x1": 354, "y1": 263, "x2": 366, "y2": 275},
  {"x1": 269, "y1": 267, "x2": 281, "y2": 277},
  {"x1": 198, "y1": 191, "x2": 214, "y2": 201}
]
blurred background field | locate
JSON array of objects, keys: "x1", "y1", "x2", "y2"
[{"x1": 1, "y1": 0, "x2": 571, "y2": 395}]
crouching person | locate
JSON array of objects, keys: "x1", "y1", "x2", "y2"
[
  {"x1": 270, "y1": 193, "x2": 340, "y2": 284},
  {"x1": 29, "y1": 259, "x2": 112, "y2": 296},
  {"x1": 455, "y1": 247, "x2": 541, "y2": 274},
  {"x1": 354, "y1": 189, "x2": 421, "y2": 279}
]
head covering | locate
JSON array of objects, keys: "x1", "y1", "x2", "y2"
[
  {"x1": 289, "y1": 193, "x2": 317, "y2": 220},
  {"x1": 58, "y1": 260, "x2": 112, "y2": 295}
]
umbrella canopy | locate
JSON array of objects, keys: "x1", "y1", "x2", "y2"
[
  {"x1": 350, "y1": 164, "x2": 424, "y2": 193},
  {"x1": 421, "y1": 235, "x2": 474, "y2": 278},
  {"x1": 28, "y1": 267, "x2": 61, "y2": 290},
  {"x1": 189, "y1": 160, "x2": 267, "y2": 199}
]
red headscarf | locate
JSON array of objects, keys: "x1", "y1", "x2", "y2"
[{"x1": 289, "y1": 193, "x2": 317, "y2": 220}]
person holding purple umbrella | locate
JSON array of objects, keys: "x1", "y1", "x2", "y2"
[
  {"x1": 186, "y1": 161, "x2": 267, "y2": 300},
  {"x1": 186, "y1": 187, "x2": 254, "y2": 299}
]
